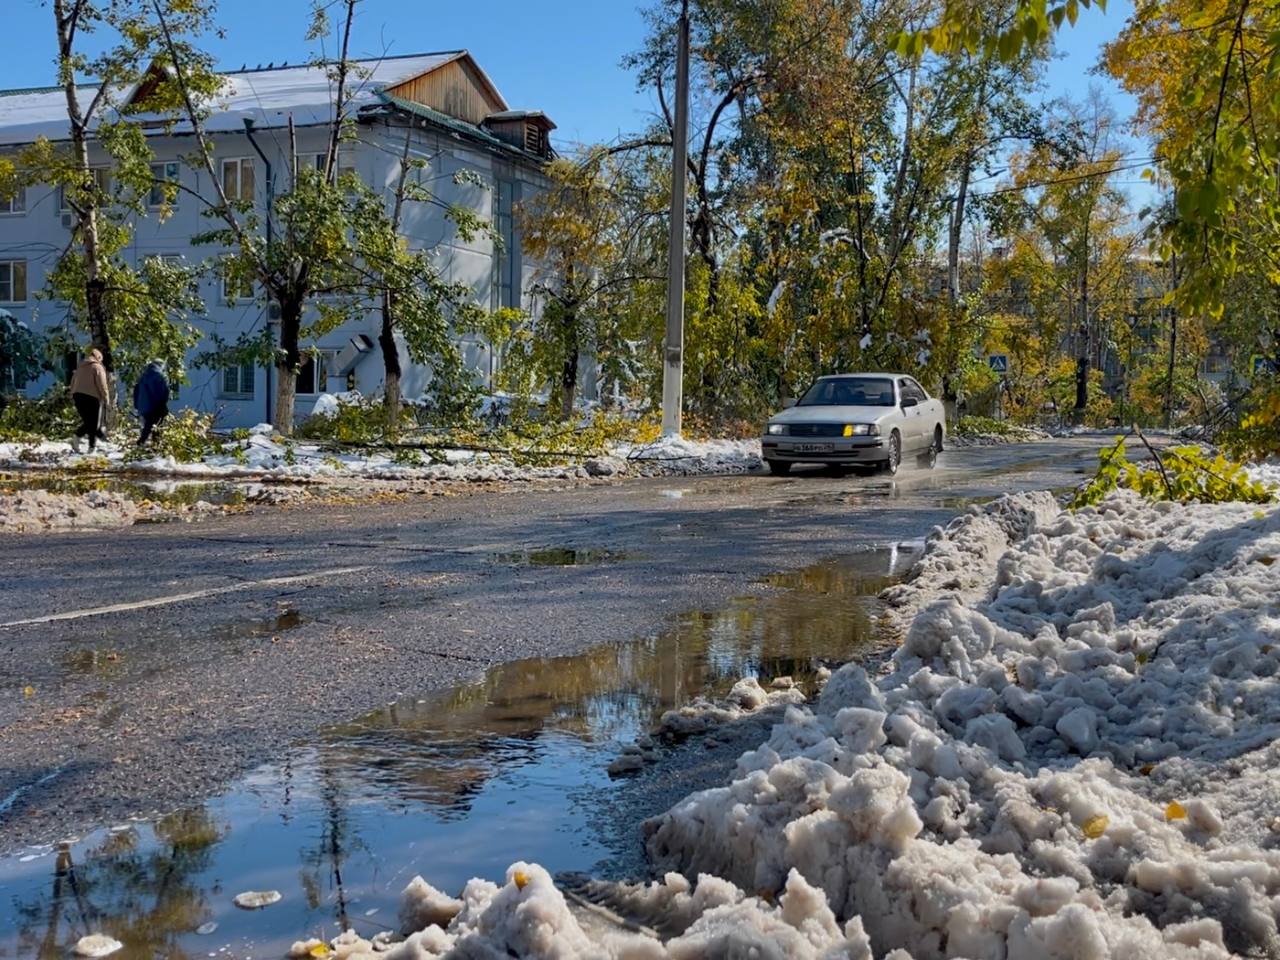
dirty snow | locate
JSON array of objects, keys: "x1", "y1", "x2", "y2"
[
  {"x1": 948, "y1": 424, "x2": 1051, "y2": 447},
  {"x1": 0, "y1": 432, "x2": 762, "y2": 485},
  {"x1": 0, "y1": 489, "x2": 141, "y2": 532},
  {"x1": 639, "y1": 490, "x2": 1280, "y2": 959},
  {"x1": 379, "y1": 862, "x2": 873, "y2": 958}
]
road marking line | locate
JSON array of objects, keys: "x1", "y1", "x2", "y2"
[{"x1": 0, "y1": 566, "x2": 371, "y2": 628}]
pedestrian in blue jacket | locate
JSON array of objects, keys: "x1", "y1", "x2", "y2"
[{"x1": 133, "y1": 360, "x2": 171, "y2": 445}]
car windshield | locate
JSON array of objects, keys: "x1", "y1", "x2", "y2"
[{"x1": 797, "y1": 377, "x2": 894, "y2": 407}]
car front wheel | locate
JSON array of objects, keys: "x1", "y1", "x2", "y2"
[
  {"x1": 766, "y1": 459, "x2": 792, "y2": 476},
  {"x1": 883, "y1": 431, "x2": 901, "y2": 476}
]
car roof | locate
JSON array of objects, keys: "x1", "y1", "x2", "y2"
[{"x1": 816, "y1": 372, "x2": 909, "y2": 379}]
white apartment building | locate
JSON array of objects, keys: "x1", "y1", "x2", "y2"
[{"x1": 0, "y1": 50, "x2": 555, "y2": 427}]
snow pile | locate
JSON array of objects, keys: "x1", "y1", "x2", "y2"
[
  {"x1": 308, "y1": 391, "x2": 363, "y2": 419},
  {"x1": 1247, "y1": 460, "x2": 1280, "y2": 492},
  {"x1": 620, "y1": 436, "x2": 762, "y2": 476},
  {"x1": 949, "y1": 424, "x2": 1051, "y2": 447},
  {"x1": 1, "y1": 432, "x2": 763, "y2": 484},
  {"x1": 382, "y1": 862, "x2": 875, "y2": 958},
  {"x1": 642, "y1": 491, "x2": 1280, "y2": 959},
  {"x1": 0, "y1": 488, "x2": 141, "y2": 532},
  {"x1": 610, "y1": 677, "x2": 808, "y2": 775}
]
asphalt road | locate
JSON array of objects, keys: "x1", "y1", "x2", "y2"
[{"x1": 0, "y1": 437, "x2": 1108, "y2": 853}]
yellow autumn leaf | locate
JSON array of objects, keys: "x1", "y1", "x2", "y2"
[
  {"x1": 513, "y1": 869, "x2": 529, "y2": 891},
  {"x1": 22, "y1": 685, "x2": 34, "y2": 697},
  {"x1": 1082, "y1": 814, "x2": 1109, "y2": 839},
  {"x1": 1135, "y1": 652, "x2": 1149, "y2": 665},
  {"x1": 309, "y1": 944, "x2": 331, "y2": 958},
  {"x1": 1166, "y1": 801, "x2": 1187, "y2": 821},
  {"x1": 1139, "y1": 764, "x2": 1155, "y2": 776}
]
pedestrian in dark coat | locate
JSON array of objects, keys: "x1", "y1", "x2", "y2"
[
  {"x1": 133, "y1": 359, "x2": 171, "y2": 445},
  {"x1": 69, "y1": 349, "x2": 110, "y2": 453}
]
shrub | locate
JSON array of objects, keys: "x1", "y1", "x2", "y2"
[
  {"x1": 0, "y1": 386, "x2": 79, "y2": 442},
  {"x1": 1072, "y1": 435, "x2": 1274, "y2": 508},
  {"x1": 296, "y1": 396, "x2": 414, "y2": 445},
  {"x1": 123, "y1": 408, "x2": 220, "y2": 464}
]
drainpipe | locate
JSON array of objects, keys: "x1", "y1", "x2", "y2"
[{"x1": 242, "y1": 118, "x2": 274, "y2": 424}]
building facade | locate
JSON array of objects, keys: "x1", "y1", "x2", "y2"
[{"x1": 0, "y1": 51, "x2": 553, "y2": 427}]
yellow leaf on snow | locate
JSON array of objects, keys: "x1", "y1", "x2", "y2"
[
  {"x1": 513, "y1": 869, "x2": 529, "y2": 891},
  {"x1": 1166, "y1": 801, "x2": 1187, "y2": 821},
  {"x1": 309, "y1": 944, "x2": 331, "y2": 958},
  {"x1": 1082, "y1": 814, "x2": 1109, "y2": 839}
]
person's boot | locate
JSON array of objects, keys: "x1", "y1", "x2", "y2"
[{"x1": 71, "y1": 436, "x2": 82, "y2": 454}]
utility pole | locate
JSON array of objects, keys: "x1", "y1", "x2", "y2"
[{"x1": 661, "y1": 0, "x2": 690, "y2": 438}]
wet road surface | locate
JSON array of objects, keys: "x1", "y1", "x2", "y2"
[{"x1": 0, "y1": 438, "x2": 1106, "y2": 872}]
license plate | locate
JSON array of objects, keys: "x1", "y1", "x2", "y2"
[{"x1": 793, "y1": 443, "x2": 833, "y2": 453}]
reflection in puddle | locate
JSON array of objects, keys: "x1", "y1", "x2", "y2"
[
  {"x1": 0, "y1": 546, "x2": 918, "y2": 959},
  {"x1": 0, "y1": 471, "x2": 249, "y2": 507},
  {"x1": 493, "y1": 546, "x2": 628, "y2": 566}
]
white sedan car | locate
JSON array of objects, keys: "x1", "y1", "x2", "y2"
[{"x1": 761, "y1": 373, "x2": 946, "y2": 476}]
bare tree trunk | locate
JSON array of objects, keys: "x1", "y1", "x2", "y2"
[
  {"x1": 1074, "y1": 223, "x2": 1091, "y2": 424},
  {"x1": 54, "y1": 0, "x2": 112, "y2": 379},
  {"x1": 1163, "y1": 307, "x2": 1177, "y2": 429},
  {"x1": 380, "y1": 130, "x2": 412, "y2": 432},
  {"x1": 275, "y1": 294, "x2": 301, "y2": 431},
  {"x1": 559, "y1": 308, "x2": 579, "y2": 421},
  {"x1": 380, "y1": 290, "x2": 402, "y2": 433}
]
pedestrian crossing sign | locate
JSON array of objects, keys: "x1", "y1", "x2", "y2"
[{"x1": 988, "y1": 354, "x2": 1009, "y2": 374}]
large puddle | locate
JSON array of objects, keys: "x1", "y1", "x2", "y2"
[{"x1": 0, "y1": 545, "x2": 918, "y2": 959}]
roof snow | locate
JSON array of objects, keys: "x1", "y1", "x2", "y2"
[{"x1": 0, "y1": 51, "x2": 496, "y2": 146}]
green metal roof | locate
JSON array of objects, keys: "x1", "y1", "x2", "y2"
[{"x1": 372, "y1": 93, "x2": 548, "y2": 165}]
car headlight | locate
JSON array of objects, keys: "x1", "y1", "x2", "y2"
[
  {"x1": 843, "y1": 423, "x2": 880, "y2": 437},
  {"x1": 767, "y1": 423, "x2": 787, "y2": 436}
]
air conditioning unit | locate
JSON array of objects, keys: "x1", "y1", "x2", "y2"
[{"x1": 60, "y1": 212, "x2": 75, "y2": 229}]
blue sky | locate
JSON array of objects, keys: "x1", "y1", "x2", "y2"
[{"x1": 2, "y1": 0, "x2": 1137, "y2": 153}]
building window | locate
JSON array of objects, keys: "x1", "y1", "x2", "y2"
[
  {"x1": 296, "y1": 352, "x2": 335, "y2": 395},
  {"x1": 1, "y1": 186, "x2": 25, "y2": 215},
  {"x1": 221, "y1": 270, "x2": 254, "y2": 302},
  {"x1": 58, "y1": 168, "x2": 110, "y2": 212},
  {"x1": 492, "y1": 179, "x2": 516, "y2": 310},
  {"x1": 148, "y1": 161, "x2": 180, "y2": 207},
  {"x1": 222, "y1": 158, "x2": 255, "y2": 203},
  {"x1": 0, "y1": 260, "x2": 27, "y2": 303},
  {"x1": 221, "y1": 363, "x2": 254, "y2": 398}
]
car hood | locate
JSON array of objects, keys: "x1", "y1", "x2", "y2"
[{"x1": 769, "y1": 405, "x2": 894, "y2": 424}]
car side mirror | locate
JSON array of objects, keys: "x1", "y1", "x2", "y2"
[
  {"x1": 782, "y1": 398, "x2": 797, "y2": 409},
  {"x1": 901, "y1": 396, "x2": 918, "y2": 409}
]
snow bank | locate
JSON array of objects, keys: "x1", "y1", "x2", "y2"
[
  {"x1": 949, "y1": 425, "x2": 1051, "y2": 447},
  {"x1": 643, "y1": 491, "x2": 1280, "y2": 959},
  {"x1": 383, "y1": 862, "x2": 873, "y2": 958},
  {"x1": 0, "y1": 489, "x2": 141, "y2": 532},
  {"x1": 0, "y1": 432, "x2": 763, "y2": 485},
  {"x1": 1247, "y1": 460, "x2": 1280, "y2": 492},
  {"x1": 619, "y1": 436, "x2": 762, "y2": 476}
]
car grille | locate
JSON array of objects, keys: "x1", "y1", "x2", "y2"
[{"x1": 786, "y1": 423, "x2": 846, "y2": 438}]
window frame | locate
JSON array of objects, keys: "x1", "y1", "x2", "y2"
[
  {"x1": 221, "y1": 157, "x2": 256, "y2": 204},
  {"x1": 0, "y1": 259, "x2": 28, "y2": 303},
  {"x1": 148, "y1": 161, "x2": 181, "y2": 208},
  {"x1": 0, "y1": 186, "x2": 25, "y2": 216},
  {"x1": 219, "y1": 362, "x2": 255, "y2": 399},
  {"x1": 58, "y1": 167, "x2": 110, "y2": 213},
  {"x1": 901, "y1": 378, "x2": 929, "y2": 403},
  {"x1": 295, "y1": 351, "x2": 336, "y2": 396}
]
